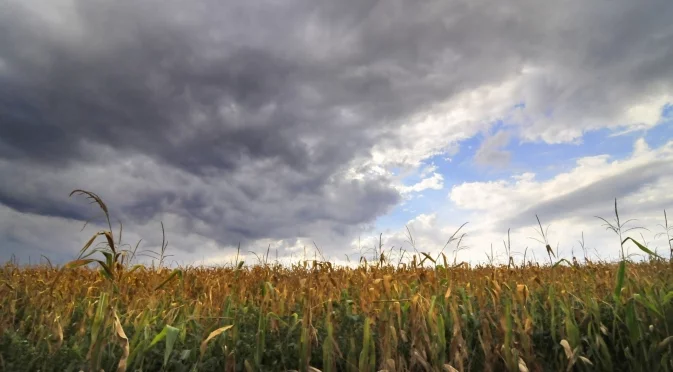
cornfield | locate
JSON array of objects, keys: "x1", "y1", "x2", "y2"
[{"x1": 0, "y1": 190, "x2": 672, "y2": 372}]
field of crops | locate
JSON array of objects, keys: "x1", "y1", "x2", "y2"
[{"x1": 1, "y1": 191, "x2": 672, "y2": 372}]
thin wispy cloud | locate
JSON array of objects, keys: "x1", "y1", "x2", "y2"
[{"x1": 474, "y1": 131, "x2": 511, "y2": 168}]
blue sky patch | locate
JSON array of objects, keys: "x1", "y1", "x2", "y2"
[{"x1": 372, "y1": 105, "x2": 673, "y2": 235}]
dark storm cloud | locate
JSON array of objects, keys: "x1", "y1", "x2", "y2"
[
  {"x1": 1, "y1": 0, "x2": 672, "y2": 260},
  {"x1": 0, "y1": 153, "x2": 400, "y2": 252},
  {"x1": 0, "y1": 0, "x2": 532, "y2": 171}
]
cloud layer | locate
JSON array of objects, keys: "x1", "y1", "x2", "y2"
[{"x1": 1, "y1": 0, "x2": 672, "y2": 264}]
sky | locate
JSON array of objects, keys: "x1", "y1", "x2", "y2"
[{"x1": 1, "y1": 0, "x2": 672, "y2": 267}]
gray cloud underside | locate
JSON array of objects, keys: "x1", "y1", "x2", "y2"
[
  {"x1": 474, "y1": 131, "x2": 511, "y2": 167},
  {"x1": 497, "y1": 159, "x2": 673, "y2": 232},
  {"x1": 1, "y1": 0, "x2": 672, "y2": 258}
]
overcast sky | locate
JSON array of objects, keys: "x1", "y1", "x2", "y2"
[{"x1": 1, "y1": 0, "x2": 672, "y2": 267}]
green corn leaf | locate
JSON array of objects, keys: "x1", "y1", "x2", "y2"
[
  {"x1": 64, "y1": 258, "x2": 114, "y2": 281},
  {"x1": 662, "y1": 291, "x2": 673, "y2": 305},
  {"x1": 126, "y1": 264, "x2": 145, "y2": 275},
  {"x1": 89, "y1": 292, "x2": 109, "y2": 371},
  {"x1": 553, "y1": 258, "x2": 573, "y2": 268},
  {"x1": 625, "y1": 301, "x2": 641, "y2": 346},
  {"x1": 368, "y1": 334, "x2": 376, "y2": 372},
  {"x1": 163, "y1": 325, "x2": 180, "y2": 367},
  {"x1": 347, "y1": 337, "x2": 357, "y2": 372},
  {"x1": 622, "y1": 237, "x2": 664, "y2": 259},
  {"x1": 359, "y1": 317, "x2": 371, "y2": 372},
  {"x1": 99, "y1": 267, "x2": 114, "y2": 282},
  {"x1": 614, "y1": 260, "x2": 626, "y2": 301},
  {"x1": 266, "y1": 312, "x2": 289, "y2": 328},
  {"x1": 64, "y1": 259, "x2": 96, "y2": 269},
  {"x1": 77, "y1": 232, "x2": 104, "y2": 258},
  {"x1": 154, "y1": 269, "x2": 183, "y2": 291},
  {"x1": 145, "y1": 325, "x2": 180, "y2": 367},
  {"x1": 632, "y1": 294, "x2": 664, "y2": 319}
]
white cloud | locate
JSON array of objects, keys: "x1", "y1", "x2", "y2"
[
  {"x1": 623, "y1": 95, "x2": 673, "y2": 128},
  {"x1": 369, "y1": 79, "x2": 522, "y2": 169},
  {"x1": 362, "y1": 138, "x2": 673, "y2": 265},
  {"x1": 420, "y1": 163, "x2": 438, "y2": 177},
  {"x1": 398, "y1": 172, "x2": 444, "y2": 194},
  {"x1": 362, "y1": 63, "x2": 671, "y2": 177},
  {"x1": 451, "y1": 138, "x2": 673, "y2": 224},
  {"x1": 474, "y1": 131, "x2": 511, "y2": 167}
]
